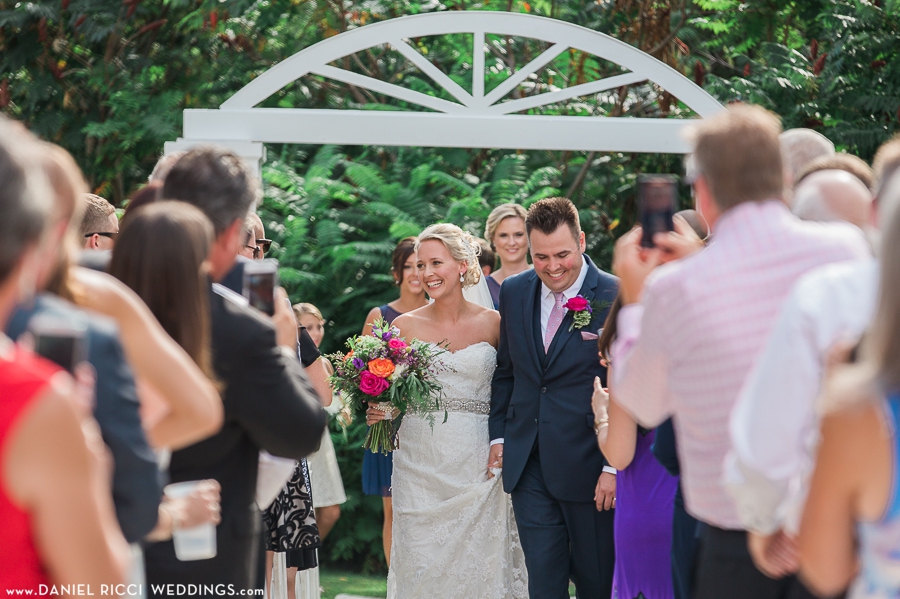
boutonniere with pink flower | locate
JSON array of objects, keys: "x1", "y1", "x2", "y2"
[{"x1": 565, "y1": 295, "x2": 611, "y2": 331}]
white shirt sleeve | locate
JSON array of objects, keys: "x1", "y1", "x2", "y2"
[{"x1": 725, "y1": 284, "x2": 824, "y2": 534}]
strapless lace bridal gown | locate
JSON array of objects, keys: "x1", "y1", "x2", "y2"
[{"x1": 386, "y1": 342, "x2": 527, "y2": 599}]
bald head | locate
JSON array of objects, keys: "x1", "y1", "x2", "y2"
[
  {"x1": 780, "y1": 128, "x2": 835, "y2": 188},
  {"x1": 792, "y1": 169, "x2": 873, "y2": 230}
]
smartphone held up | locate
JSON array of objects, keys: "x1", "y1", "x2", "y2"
[
  {"x1": 28, "y1": 313, "x2": 88, "y2": 375},
  {"x1": 637, "y1": 174, "x2": 678, "y2": 248},
  {"x1": 243, "y1": 259, "x2": 279, "y2": 316}
]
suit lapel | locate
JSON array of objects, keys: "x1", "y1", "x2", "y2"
[
  {"x1": 545, "y1": 256, "x2": 601, "y2": 371},
  {"x1": 522, "y1": 272, "x2": 543, "y2": 373}
]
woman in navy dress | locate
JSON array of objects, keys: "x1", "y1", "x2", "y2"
[
  {"x1": 360, "y1": 237, "x2": 427, "y2": 566},
  {"x1": 483, "y1": 204, "x2": 531, "y2": 309}
]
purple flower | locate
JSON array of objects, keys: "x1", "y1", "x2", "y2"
[
  {"x1": 381, "y1": 330, "x2": 392, "y2": 341},
  {"x1": 352, "y1": 357, "x2": 365, "y2": 370}
]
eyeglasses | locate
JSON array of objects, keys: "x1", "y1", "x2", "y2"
[
  {"x1": 257, "y1": 239, "x2": 272, "y2": 253},
  {"x1": 244, "y1": 244, "x2": 262, "y2": 259},
  {"x1": 83, "y1": 232, "x2": 118, "y2": 239}
]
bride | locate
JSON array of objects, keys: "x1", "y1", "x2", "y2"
[{"x1": 367, "y1": 223, "x2": 527, "y2": 599}]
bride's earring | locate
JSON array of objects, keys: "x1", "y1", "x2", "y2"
[{"x1": 459, "y1": 272, "x2": 465, "y2": 283}]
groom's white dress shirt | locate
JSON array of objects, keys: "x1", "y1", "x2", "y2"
[{"x1": 725, "y1": 257, "x2": 877, "y2": 534}]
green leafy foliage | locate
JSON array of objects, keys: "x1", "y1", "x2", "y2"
[{"x1": 4, "y1": 0, "x2": 898, "y2": 573}]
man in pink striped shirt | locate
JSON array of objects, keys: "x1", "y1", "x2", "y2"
[{"x1": 611, "y1": 105, "x2": 869, "y2": 599}]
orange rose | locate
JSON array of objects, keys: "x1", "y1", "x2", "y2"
[
  {"x1": 367, "y1": 358, "x2": 395, "y2": 379},
  {"x1": 344, "y1": 350, "x2": 354, "y2": 361}
]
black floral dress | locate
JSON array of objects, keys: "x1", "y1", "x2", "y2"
[
  {"x1": 263, "y1": 457, "x2": 320, "y2": 569},
  {"x1": 262, "y1": 327, "x2": 322, "y2": 570}
]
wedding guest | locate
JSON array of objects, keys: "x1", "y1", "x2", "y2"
[
  {"x1": 120, "y1": 181, "x2": 162, "y2": 227},
  {"x1": 592, "y1": 213, "x2": 707, "y2": 599},
  {"x1": 8, "y1": 142, "x2": 162, "y2": 545},
  {"x1": 726, "y1": 143, "x2": 900, "y2": 578},
  {"x1": 779, "y1": 128, "x2": 835, "y2": 191},
  {"x1": 798, "y1": 173, "x2": 900, "y2": 597},
  {"x1": 0, "y1": 116, "x2": 129, "y2": 596},
  {"x1": 611, "y1": 104, "x2": 869, "y2": 598},
  {"x1": 239, "y1": 212, "x2": 269, "y2": 261},
  {"x1": 295, "y1": 302, "x2": 347, "y2": 540},
  {"x1": 873, "y1": 134, "x2": 900, "y2": 198},
  {"x1": 144, "y1": 147, "x2": 326, "y2": 594},
  {"x1": 593, "y1": 301, "x2": 676, "y2": 599},
  {"x1": 478, "y1": 238, "x2": 496, "y2": 277},
  {"x1": 149, "y1": 150, "x2": 185, "y2": 183},
  {"x1": 484, "y1": 203, "x2": 530, "y2": 309},
  {"x1": 360, "y1": 236, "x2": 427, "y2": 567},
  {"x1": 791, "y1": 169, "x2": 874, "y2": 230},
  {"x1": 108, "y1": 201, "x2": 221, "y2": 442},
  {"x1": 795, "y1": 152, "x2": 874, "y2": 191},
  {"x1": 80, "y1": 194, "x2": 119, "y2": 250}
]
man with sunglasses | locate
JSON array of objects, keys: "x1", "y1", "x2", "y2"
[
  {"x1": 239, "y1": 212, "x2": 272, "y2": 260},
  {"x1": 80, "y1": 193, "x2": 119, "y2": 250}
]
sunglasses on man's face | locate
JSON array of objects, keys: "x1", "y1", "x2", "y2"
[{"x1": 245, "y1": 239, "x2": 273, "y2": 259}]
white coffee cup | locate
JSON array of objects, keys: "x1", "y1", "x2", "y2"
[{"x1": 163, "y1": 481, "x2": 217, "y2": 561}]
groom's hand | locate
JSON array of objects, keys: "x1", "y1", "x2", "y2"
[
  {"x1": 595, "y1": 472, "x2": 616, "y2": 511},
  {"x1": 487, "y1": 443, "x2": 503, "y2": 479}
]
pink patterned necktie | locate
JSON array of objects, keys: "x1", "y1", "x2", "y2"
[{"x1": 544, "y1": 291, "x2": 566, "y2": 353}]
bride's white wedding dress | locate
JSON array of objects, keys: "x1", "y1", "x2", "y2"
[{"x1": 386, "y1": 342, "x2": 528, "y2": 599}]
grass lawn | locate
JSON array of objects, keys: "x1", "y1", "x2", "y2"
[
  {"x1": 319, "y1": 568, "x2": 387, "y2": 599},
  {"x1": 318, "y1": 568, "x2": 575, "y2": 598}
]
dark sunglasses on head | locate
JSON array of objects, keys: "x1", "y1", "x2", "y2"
[{"x1": 83, "y1": 231, "x2": 118, "y2": 239}]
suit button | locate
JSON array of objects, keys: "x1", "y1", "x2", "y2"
[
  {"x1": 541, "y1": 387, "x2": 547, "y2": 393},
  {"x1": 534, "y1": 418, "x2": 538, "y2": 424}
]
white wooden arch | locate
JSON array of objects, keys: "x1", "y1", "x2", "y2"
[{"x1": 166, "y1": 11, "x2": 724, "y2": 172}]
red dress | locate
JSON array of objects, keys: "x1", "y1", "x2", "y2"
[{"x1": 0, "y1": 346, "x2": 61, "y2": 596}]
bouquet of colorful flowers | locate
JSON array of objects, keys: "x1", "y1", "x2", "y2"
[{"x1": 326, "y1": 319, "x2": 446, "y2": 454}]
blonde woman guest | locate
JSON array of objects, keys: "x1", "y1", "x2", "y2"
[
  {"x1": 294, "y1": 303, "x2": 347, "y2": 540},
  {"x1": 799, "y1": 174, "x2": 900, "y2": 598},
  {"x1": 484, "y1": 203, "x2": 530, "y2": 309},
  {"x1": 360, "y1": 237, "x2": 428, "y2": 566}
]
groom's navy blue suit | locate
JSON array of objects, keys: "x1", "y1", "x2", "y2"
[{"x1": 491, "y1": 254, "x2": 618, "y2": 599}]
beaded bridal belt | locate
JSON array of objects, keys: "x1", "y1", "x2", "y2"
[{"x1": 440, "y1": 399, "x2": 490, "y2": 416}]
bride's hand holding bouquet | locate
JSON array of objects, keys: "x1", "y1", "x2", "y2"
[{"x1": 327, "y1": 318, "x2": 446, "y2": 454}]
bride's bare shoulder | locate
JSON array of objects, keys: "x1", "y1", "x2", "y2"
[
  {"x1": 392, "y1": 306, "x2": 432, "y2": 337},
  {"x1": 471, "y1": 304, "x2": 500, "y2": 326}
]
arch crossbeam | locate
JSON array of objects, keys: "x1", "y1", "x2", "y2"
[{"x1": 173, "y1": 11, "x2": 725, "y2": 170}]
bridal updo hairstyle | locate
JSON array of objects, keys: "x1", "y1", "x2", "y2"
[{"x1": 416, "y1": 223, "x2": 482, "y2": 289}]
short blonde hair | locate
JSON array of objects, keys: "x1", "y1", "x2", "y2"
[
  {"x1": 484, "y1": 203, "x2": 527, "y2": 248},
  {"x1": 688, "y1": 104, "x2": 784, "y2": 210},
  {"x1": 293, "y1": 302, "x2": 323, "y2": 322},
  {"x1": 416, "y1": 223, "x2": 482, "y2": 288}
]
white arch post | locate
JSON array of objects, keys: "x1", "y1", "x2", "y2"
[{"x1": 166, "y1": 11, "x2": 724, "y2": 175}]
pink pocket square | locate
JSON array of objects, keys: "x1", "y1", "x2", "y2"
[{"x1": 580, "y1": 331, "x2": 599, "y2": 341}]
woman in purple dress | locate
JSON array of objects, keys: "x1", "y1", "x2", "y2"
[
  {"x1": 593, "y1": 296, "x2": 677, "y2": 599},
  {"x1": 360, "y1": 237, "x2": 428, "y2": 566}
]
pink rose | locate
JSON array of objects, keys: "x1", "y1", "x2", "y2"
[
  {"x1": 359, "y1": 370, "x2": 390, "y2": 396},
  {"x1": 564, "y1": 296, "x2": 590, "y2": 312},
  {"x1": 388, "y1": 338, "x2": 408, "y2": 351}
]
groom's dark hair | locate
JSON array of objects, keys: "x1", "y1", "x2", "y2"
[{"x1": 525, "y1": 196, "x2": 581, "y2": 241}]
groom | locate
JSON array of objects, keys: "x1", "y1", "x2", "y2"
[{"x1": 490, "y1": 197, "x2": 618, "y2": 598}]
